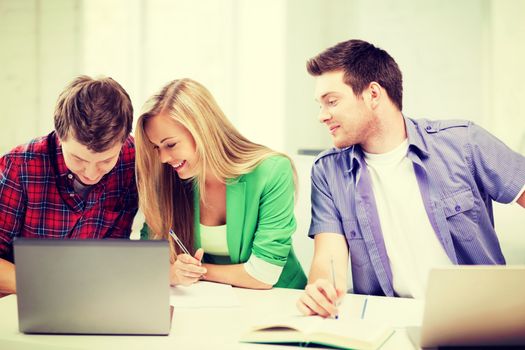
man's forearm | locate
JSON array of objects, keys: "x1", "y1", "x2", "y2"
[
  {"x1": 308, "y1": 256, "x2": 347, "y2": 290},
  {"x1": 0, "y1": 258, "x2": 16, "y2": 295},
  {"x1": 308, "y1": 233, "x2": 349, "y2": 288},
  {"x1": 308, "y1": 257, "x2": 331, "y2": 283}
]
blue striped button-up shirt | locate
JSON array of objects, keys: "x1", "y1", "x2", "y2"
[{"x1": 308, "y1": 117, "x2": 525, "y2": 296}]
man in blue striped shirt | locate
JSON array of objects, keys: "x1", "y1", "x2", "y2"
[{"x1": 296, "y1": 39, "x2": 525, "y2": 318}]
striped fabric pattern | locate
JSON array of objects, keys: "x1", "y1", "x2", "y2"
[
  {"x1": 309, "y1": 117, "x2": 525, "y2": 296},
  {"x1": 0, "y1": 132, "x2": 138, "y2": 262}
]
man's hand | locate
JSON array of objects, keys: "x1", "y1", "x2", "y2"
[
  {"x1": 0, "y1": 258, "x2": 16, "y2": 295},
  {"x1": 297, "y1": 278, "x2": 345, "y2": 317},
  {"x1": 296, "y1": 232, "x2": 349, "y2": 317}
]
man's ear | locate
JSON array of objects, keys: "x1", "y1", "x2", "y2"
[{"x1": 365, "y1": 82, "x2": 382, "y2": 109}]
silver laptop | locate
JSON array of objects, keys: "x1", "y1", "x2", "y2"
[
  {"x1": 13, "y1": 238, "x2": 172, "y2": 335},
  {"x1": 409, "y1": 265, "x2": 525, "y2": 348}
]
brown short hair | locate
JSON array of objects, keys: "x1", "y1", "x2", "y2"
[
  {"x1": 307, "y1": 39, "x2": 403, "y2": 111},
  {"x1": 54, "y1": 75, "x2": 133, "y2": 152}
]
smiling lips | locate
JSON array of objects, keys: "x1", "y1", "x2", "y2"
[
  {"x1": 329, "y1": 125, "x2": 340, "y2": 135},
  {"x1": 171, "y1": 160, "x2": 186, "y2": 171}
]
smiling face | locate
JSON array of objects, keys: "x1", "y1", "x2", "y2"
[
  {"x1": 144, "y1": 112, "x2": 198, "y2": 180},
  {"x1": 314, "y1": 70, "x2": 377, "y2": 149},
  {"x1": 61, "y1": 136, "x2": 122, "y2": 185}
]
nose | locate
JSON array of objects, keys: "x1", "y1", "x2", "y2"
[
  {"x1": 158, "y1": 148, "x2": 172, "y2": 164},
  {"x1": 318, "y1": 106, "x2": 331, "y2": 124},
  {"x1": 84, "y1": 163, "x2": 101, "y2": 180}
]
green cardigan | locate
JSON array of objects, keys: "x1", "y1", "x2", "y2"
[{"x1": 142, "y1": 156, "x2": 306, "y2": 289}]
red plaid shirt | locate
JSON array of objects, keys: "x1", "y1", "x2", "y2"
[{"x1": 0, "y1": 132, "x2": 138, "y2": 262}]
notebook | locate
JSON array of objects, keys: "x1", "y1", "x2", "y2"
[
  {"x1": 240, "y1": 315, "x2": 394, "y2": 350},
  {"x1": 13, "y1": 238, "x2": 172, "y2": 335},
  {"x1": 409, "y1": 265, "x2": 525, "y2": 348},
  {"x1": 170, "y1": 281, "x2": 240, "y2": 308}
]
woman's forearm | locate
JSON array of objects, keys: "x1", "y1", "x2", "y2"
[{"x1": 202, "y1": 263, "x2": 272, "y2": 290}]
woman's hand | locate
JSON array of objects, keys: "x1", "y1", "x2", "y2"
[{"x1": 170, "y1": 248, "x2": 207, "y2": 286}]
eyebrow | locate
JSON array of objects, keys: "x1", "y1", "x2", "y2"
[
  {"x1": 73, "y1": 154, "x2": 116, "y2": 163},
  {"x1": 315, "y1": 92, "x2": 336, "y2": 102},
  {"x1": 149, "y1": 137, "x2": 176, "y2": 148},
  {"x1": 160, "y1": 137, "x2": 175, "y2": 144}
]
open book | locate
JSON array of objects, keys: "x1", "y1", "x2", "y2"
[
  {"x1": 240, "y1": 315, "x2": 394, "y2": 350},
  {"x1": 170, "y1": 281, "x2": 240, "y2": 308}
]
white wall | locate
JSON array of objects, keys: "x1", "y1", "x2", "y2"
[
  {"x1": 1, "y1": 0, "x2": 524, "y2": 153},
  {"x1": 490, "y1": 0, "x2": 525, "y2": 149},
  {"x1": 1, "y1": 0, "x2": 523, "y2": 268},
  {"x1": 0, "y1": 0, "x2": 80, "y2": 153}
]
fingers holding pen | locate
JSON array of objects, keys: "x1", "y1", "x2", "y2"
[
  {"x1": 297, "y1": 279, "x2": 340, "y2": 318},
  {"x1": 171, "y1": 248, "x2": 207, "y2": 285}
]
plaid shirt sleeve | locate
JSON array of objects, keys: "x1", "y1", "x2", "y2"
[
  {"x1": 101, "y1": 137, "x2": 139, "y2": 239},
  {"x1": 0, "y1": 155, "x2": 25, "y2": 260},
  {"x1": 105, "y1": 179, "x2": 138, "y2": 239}
]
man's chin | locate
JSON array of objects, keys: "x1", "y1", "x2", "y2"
[
  {"x1": 333, "y1": 139, "x2": 355, "y2": 149},
  {"x1": 76, "y1": 176, "x2": 101, "y2": 186}
]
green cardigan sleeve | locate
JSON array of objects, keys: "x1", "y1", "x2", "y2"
[
  {"x1": 250, "y1": 157, "x2": 296, "y2": 266},
  {"x1": 248, "y1": 156, "x2": 306, "y2": 289}
]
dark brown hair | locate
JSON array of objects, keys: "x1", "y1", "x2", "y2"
[
  {"x1": 54, "y1": 75, "x2": 133, "y2": 152},
  {"x1": 307, "y1": 39, "x2": 403, "y2": 111}
]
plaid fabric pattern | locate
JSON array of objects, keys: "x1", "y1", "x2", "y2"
[{"x1": 0, "y1": 132, "x2": 138, "y2": 262}]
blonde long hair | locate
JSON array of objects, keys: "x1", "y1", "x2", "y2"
[{"x1": 135, "y1": 78, "x2": 297, "y2": 260}]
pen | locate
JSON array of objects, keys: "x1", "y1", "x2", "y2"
[
  {"x1": 169, "y1": 228, "x2": 205, "y2": 278},
  {"x1": 360, "y1": 296, "x2": 368, "y2": 319},
  {"x1": 168, "y1": 228, "x2": 191, "y2": 255},
  {"x1": 330, "y1": 257, "x2": 339, "y2": 319}
]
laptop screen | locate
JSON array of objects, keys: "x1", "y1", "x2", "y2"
[
  {"x1": 14, "y1": 239, "x2": 172, "y2": 335},
  {"x1": 419, "y1": 266, "x2": 525, "y2": 347}
]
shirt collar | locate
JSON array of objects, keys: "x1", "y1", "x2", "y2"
[
  {"x1": 49, "y1": 132, "x2": 71, "y2": 178},
  {"x1": 344, "y1": 115, "x2": 430, "y2": 174},
  {"x1": 404, "y1": 115, "x2": 431, "y2": 158},
  {"x1": 345, "y1": 145, "x2": 364, "y2": 174}
]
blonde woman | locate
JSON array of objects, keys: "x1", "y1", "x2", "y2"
[{"x1": 135, "y1": 78, "x2": 306, "y2": 289}]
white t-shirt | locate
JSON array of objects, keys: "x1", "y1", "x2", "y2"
[{"x1": 364, "y1": 140, "x2": 452, "y2": 298}]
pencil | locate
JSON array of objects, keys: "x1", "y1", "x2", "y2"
[
  {"x1": 330, "y1": 257, "x2": 339, "y2": 319},
  {"x1": 361, "y1": 296, "x2": 368, "y2": 319}
]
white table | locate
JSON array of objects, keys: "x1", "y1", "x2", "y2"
[{"x1": 0, "y1": 287, "x2": 423, "y2": 350}]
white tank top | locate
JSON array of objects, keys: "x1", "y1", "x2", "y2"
[{"x1": 199, "y1": 223, "x2": 229, "y2": 256}]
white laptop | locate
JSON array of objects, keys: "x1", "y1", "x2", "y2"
[
  {"x1": 409, "y1": 265, "x2": 525, "y2": 348},
  {"x1": 13, "y1": 238, "x2": 172, "y2": 335}
]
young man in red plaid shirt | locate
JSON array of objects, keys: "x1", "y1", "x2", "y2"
[{"x1": 0, "y1": 76, "x2": 138, "y2": 295}]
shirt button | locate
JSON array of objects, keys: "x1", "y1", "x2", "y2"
[
  {"x1": 67, "y1": 174, "x2": 73, "y2": 180},
  {"x1": 350, "y1": 231, "x2": 356, "y2": 238},
  {"x1": 455, "y1": 205, "x2": 461, "y2": 212},
  {"x1": 69, "y1": 193, "x2": 75, "y2": 197},
  {"x1": 425, "y1": 126, "x2": 432, "y2": 131}
]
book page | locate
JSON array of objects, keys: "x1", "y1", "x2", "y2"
[
  {"x1": 363, "y1": 295, "x2": 424, "y2": 327},
  {"x1": 251, "y1": 315, "x2": 391, "y2": 343},
  {"x1": 170, "y1": 281, "x2": 241, "y2": 308}
]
